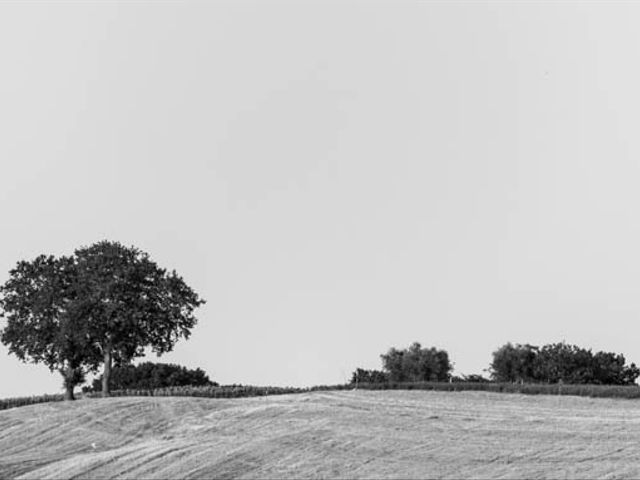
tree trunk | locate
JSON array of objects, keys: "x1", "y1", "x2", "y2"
[
  {"x1": 61, "y1": 367, "x2": 75, "y2": 401},
  {"x1": 102, "y1": 346, "x2": 112, "y2": 397},
  {"x1": 64, "y1": 383, "x2": 75, "y2": 401}
]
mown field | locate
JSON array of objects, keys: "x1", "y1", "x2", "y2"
[{"x1": 2, "y1": 389, "x2": 640, "y2": 479}]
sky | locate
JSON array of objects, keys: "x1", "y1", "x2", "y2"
[{"x1": 2, "y1": 1, "x2": 640, "y2": 397}]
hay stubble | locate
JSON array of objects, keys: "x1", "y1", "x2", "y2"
[{"x1": 1, "y1": 390, "x2": 639, "y2": 479}]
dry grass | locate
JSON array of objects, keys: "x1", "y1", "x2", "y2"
[{"x1": 2, "y1": 390, "x2": 640, "y2": 479}]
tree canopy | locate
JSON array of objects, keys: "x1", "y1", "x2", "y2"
[{"x1": 0, "y1": 241, "x2": 206, "y2": 399}]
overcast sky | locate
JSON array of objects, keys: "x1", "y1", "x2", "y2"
[{"x1": 2, "y1": 1, "x2": 640, "y2": 397}]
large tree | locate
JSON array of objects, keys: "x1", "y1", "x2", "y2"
[
  {"x1": 72, "y1": 241, "x2": 205, "y2": 396},
  {"x1": 0, "y1": 255, "x2": 101, "y2": 399},
  {"x1": 0, "y1": 241, "x2": 206, "y2": 399}
]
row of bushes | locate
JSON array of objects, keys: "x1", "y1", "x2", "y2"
[
  {"x1": 491, "y1": 342, "x2": 640, "y2": 385},
  {"x1": 0, "y1": 385, "x2": 318, "y2": 410},
  {"x1": 0, "y1": 393, "x2": 65, "y2": 411},
  {"x1": 84, "y1": 384, "x2": 309, "y2": 399}
]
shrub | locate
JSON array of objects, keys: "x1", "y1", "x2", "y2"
[
  {"x1": 84, "y1": 362, "x2": 217, "y2": 392},
  {"x1": 381, "y1": 342, "x2": 452, "y2": 382},
  {"x1": 350, "y1": 368, "x2": 389, "y2": 385}
]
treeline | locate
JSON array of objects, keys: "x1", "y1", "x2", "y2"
[
  {"x1": 3, "y1": 342, "x2": 639, "y2": 412},
  {"x1": 352, "y1": 341, "x2": 640, "y2": 386},
  {"x1": 491, "y1": 342, "x2": 639, "y2": 385}
]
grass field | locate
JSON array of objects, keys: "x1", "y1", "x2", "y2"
[{"x1": 2, "y1": 389, "x2": 640, "y2": 479}]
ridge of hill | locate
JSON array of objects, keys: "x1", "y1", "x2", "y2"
[{"x1": 2, "y1": 390, "x2": 640, "y2": 479}]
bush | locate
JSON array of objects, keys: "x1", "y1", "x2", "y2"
[
  {"x1": 84, "y1": 362, "x2": 217, "y2": 392},
  {"x1": 350, "y1": 368, "x2": 389, "y2": 385},
  {"x1": 381, "y1": 342, "x2": 452, "y2": 382}
]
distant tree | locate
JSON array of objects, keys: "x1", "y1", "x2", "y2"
[
  {"x1": 380, "y1": 347, "x2": 407, "y2": 382},
  {"x1": 591, "y1": 351, "x2": 639, "y2": 385},
  {"x1": 533, "y1": 343, "x2": 593, "y2": 384},
  {"x1": 490, "y1": 343, "x2": 538, "y2": 383},
  {"x1": 381, "y1": 342, "x2": 452, "y2": 382},
  {"x1": 0, "y1": 255, "x2": 101, "y2": 400},
  {"x1": 565, "y1": 345, "x2": 596, "y2": 384},
  {"x1": 86, "y1": 362, "x2": 217, "y2": 392},
  {"x1": 622, "y1": 361, "x2": 640, "y2": 385}
]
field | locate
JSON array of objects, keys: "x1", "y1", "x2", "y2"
[{"x1": 2, "y1": 390, "x2": 640, "y2": 479}]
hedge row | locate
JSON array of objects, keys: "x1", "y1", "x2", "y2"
[
  {"x1": 85, "y1": 384, "x2": 310, "y2": 399},
  {"x1": 0, "y1": 393, "x2": 65, "y2": 411},
  {"x1": 353, "y1": 381, "x2": 640, "y2": 398}
]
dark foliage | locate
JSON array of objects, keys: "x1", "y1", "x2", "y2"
[
  {"x1": 380, "y1": 342, "x2": 452, "y2": 382},
  {"x1": 491, "y1": 342, "x2": 640, "y2": 385},
  {"x1": 351, "y1": 342, "x2": 453, "y2": 384},
  {"x1": 85, "y1": 362, "x2": 217, "y2": 392},
  {"x1": 350, "y1": 368, "x2": 389, "y2": 385}
]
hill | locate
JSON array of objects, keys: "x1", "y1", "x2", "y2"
[{"x1": 2, "y1": 390, "x2": 640, "y2": 479}]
